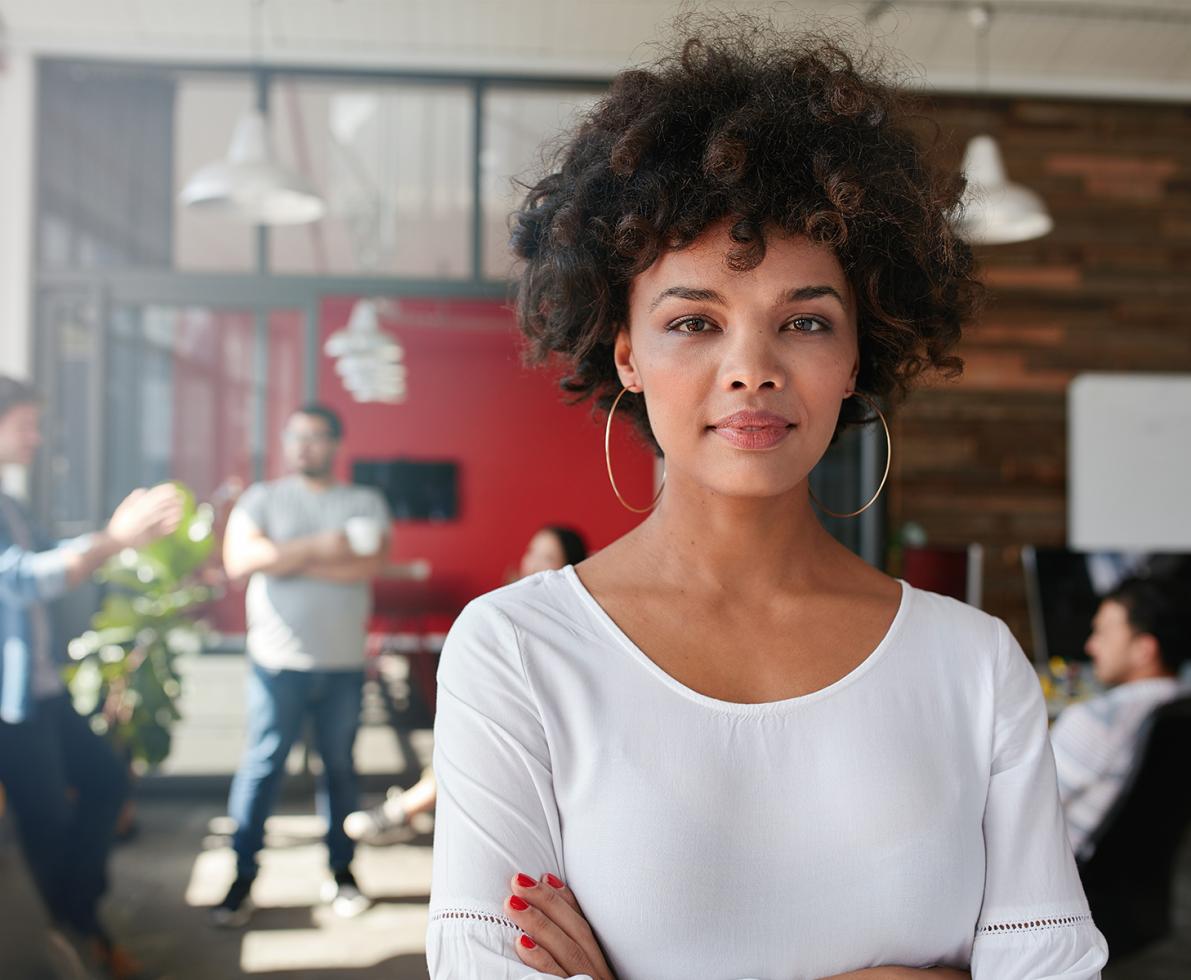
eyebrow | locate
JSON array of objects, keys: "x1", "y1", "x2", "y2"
[{"x1": 647, "y1": 283, "x2": 849, "y2": 313}]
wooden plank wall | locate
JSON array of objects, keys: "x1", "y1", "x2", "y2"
[{"x1": 889, "y1": 95, "x2": 1191, "y2": 654}]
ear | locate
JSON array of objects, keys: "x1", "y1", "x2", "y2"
[
  {"x1": 613, "y1": 327, "x2": 641, "y2": 392},
  {"x1": 845, "y1": 354, "x2": 859, "y2": 398},
  {"x1": 1131, "y1": 632, "x2": 1163, "y2": 671}
]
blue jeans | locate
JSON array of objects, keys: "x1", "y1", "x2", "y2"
[
  {"x1": 0, "y1": 693, "x2": 129, "y2": 935},
  {"x1": 227, "y1": 663, "x2": 364, "y2": 878}
]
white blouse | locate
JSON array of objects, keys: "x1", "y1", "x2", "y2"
[{"x1": 427, "y1": 567, "x2": 1108, "y2": 980}]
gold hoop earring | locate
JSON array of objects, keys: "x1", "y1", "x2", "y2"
[
  {"x1": 809, "y1": 392, "x2": 891, "y2": 520},
  {"x1": 605, "y1": 387, "x2": 665, "y2": 513}
]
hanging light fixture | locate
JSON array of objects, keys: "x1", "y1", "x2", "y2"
[
  {"x1": 178, "y1": 1, "x2": 325, "y2": 225},
  {"x1": 324, "y1": 299, "x2": 407, "y2": 404},
  {"x1": 950, "y1": 4, "x2": 1053, "y2": 246}
]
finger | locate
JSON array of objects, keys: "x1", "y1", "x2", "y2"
[
  {"x1": 513, "y1": 930, "x2": 566, "y2": 977},
  {"x1": 508, "y1": 877, "x2": 600, "y2": 973},
  {"x1": 539, "y1": 873, "x2": 582, "y2": 915},
  {"x1": 505, "y1": 894, "x2": 593, "y2": 977}
]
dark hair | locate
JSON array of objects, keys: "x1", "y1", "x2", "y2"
[
  {"x1": 1104, "y1": 577, "x2": 1191, "y2": 675},
  {"x1": 511, "y1": 20, "x2": 980, "y2": 451},
  {"x1": 0, "y1": 376, "x2": 40, "y2": 421},
  {"x1": 542, "y1": 525, "x2": 589, "y2": 566},
  {"x1": 293, "y1": 403, "x2": 344, "y2": 441}
]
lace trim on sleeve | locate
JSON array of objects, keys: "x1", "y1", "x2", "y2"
[
  {"x1": 976, "y1": 912, "x2": 1094, "y2": 937},
  {"x1": 430, "y1": 907, "x2": 521, "y2": 931}
]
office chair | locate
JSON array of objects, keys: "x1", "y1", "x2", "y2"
[{"x1": 1077, "y1": 694, "x2": 1191, "y2": 959}]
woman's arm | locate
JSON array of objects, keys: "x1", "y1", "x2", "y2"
[
  {"x1": 428, "y1": 600, "x2": 592, "y2": 979},
  {"x1": 504, "y1": 873, "x2": 971, "y2": 980}
]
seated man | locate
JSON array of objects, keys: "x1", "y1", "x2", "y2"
[{"x1": 1051, "y1": 576, "x2": 1190, "y2": 858}]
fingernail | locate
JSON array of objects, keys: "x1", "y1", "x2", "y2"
[
  {"x1": 544, "y1": 873, "x2": 564, "y2": 889},
  {"x1": 520, "y1": 934, "x2": 537, "y2": 949},
  {"x1": 515, "y1": 873, "x2": 537, "y2": 888},
  {"x1": 509, "y1": 895, "x2": 529, "y2": 911}
]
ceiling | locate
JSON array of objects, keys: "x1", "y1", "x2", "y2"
[{"x1": 0, "y1": 0, "x2": 1189, "y2": 100}]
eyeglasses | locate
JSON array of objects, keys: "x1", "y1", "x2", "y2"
[{"x1": 282, "y1": 431, "x2": 334, "y2": 446}]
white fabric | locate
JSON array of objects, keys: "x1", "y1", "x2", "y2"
[
  {"x1": 1051, "y1": 676, "x2": 1184, "y2": 857},
  {"x1": 428, "y1": 567, "x2": 1108, "y2": 980}
]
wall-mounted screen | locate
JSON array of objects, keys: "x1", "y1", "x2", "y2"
[{"x1": 352, "y1": 458, "x2": 459, "y2": 521}]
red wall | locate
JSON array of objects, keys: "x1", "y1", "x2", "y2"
[{"x1": 319, "y1": 296, "x2": 656, "y2": 612}]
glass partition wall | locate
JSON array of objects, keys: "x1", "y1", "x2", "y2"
[{"x1": 33, "y1": 57, "x2": 883, "y2": 565}]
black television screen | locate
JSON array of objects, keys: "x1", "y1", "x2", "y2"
[
  {"x1": 352, "y1": 459, "x2": 459, "y2": 521},
  {"x1": 1023, "y1": 548, "x2": 1191, "y2": 663}
]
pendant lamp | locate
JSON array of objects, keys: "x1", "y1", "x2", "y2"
[
  {"x1": 953, "y1": 134, "x2": 1053, "y2": 245},
  {"x1": 178, "y1": 0, "x2": 325, "y2": 225},
  {"x1": 324, "y1": 300, "x2": 407, "y2": 404},
  {"x1": 949, "y1": 3, "x2": 1052, "y2": 246},
  {"x1": 179, "y1": 109, "x2": 325, "y2": 225}
]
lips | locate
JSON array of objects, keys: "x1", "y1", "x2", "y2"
[{"x1": 709, "y1": 409, "x2": 796, "y2": 450}]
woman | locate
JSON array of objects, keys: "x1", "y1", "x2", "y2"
[
  {"x1": 519, "y1": 526, "x2": 590, "y2": 579},
  {"x1": 427, "y1": 23, "x2": 1108, "y2": 980}
]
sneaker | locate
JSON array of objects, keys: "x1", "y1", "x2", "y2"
[
  {"x1": 343, "y1": 789, "x2": 409, "y2": 844},
  {"x1": 209, "y1": 874, "x2": 255, "y2": 929},
  {"x1": 321, "y1": 869, "x2": 371, "y2": 918}
]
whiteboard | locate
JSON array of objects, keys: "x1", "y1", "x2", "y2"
[{"x1": 1069, "y1": 373, "x2": 1191, "y2": 550}]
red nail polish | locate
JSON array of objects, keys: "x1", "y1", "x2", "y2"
[
  {"x1": 509, "y1": 895, "x2": 529, "y2": 911},
  {"x1": 515, "y1": 873, "x2": 537, "y2": 888},
  {"x1": 544, "y1": 874, "x2": 564, "y2": 889},
  {"x1": 520, "y1": 935, "x2": 537, "y2": 949}
]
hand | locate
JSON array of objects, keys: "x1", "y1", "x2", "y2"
[
  {"x1": 505, "y1": 871, "x2": 615, "y2": 980},
  {"x1": 106, "y1": 484, "x2": 184, "y2": 549},
  {"x1": 309, "y1": 529, "x2": 352, "y2": 562}
]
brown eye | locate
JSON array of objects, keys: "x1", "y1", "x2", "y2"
[
  {"x1": 668, "y1": 317, "x2": 715, "y2": 334},
  {"x1": 785, "y1": 316, "x2": 830, "y2": 333}
]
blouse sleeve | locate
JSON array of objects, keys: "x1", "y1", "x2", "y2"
[
  {"x1": 426, "y1": 598, "x2": 595, "y2": 980},
  {"x1": 970, "y1": 619, "x2": 1110, "y2": 979}
]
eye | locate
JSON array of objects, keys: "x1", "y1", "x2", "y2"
[
  {"x1": 667, "y1": 316, "x2": 717, "y2": 334},
  {"x1": 784, "y1": 316, "x2": 831, "y2": 333}
]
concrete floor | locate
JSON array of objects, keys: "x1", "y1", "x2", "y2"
[{"x1": 105, "y1": 798, "x2": 434, "y2": 980}]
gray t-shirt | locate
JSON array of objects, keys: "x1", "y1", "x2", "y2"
[{"x1": 234, "y1": 476, "x2": 390, "y2": 671}]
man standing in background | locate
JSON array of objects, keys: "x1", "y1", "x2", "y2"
[
  {"x1": 0, "y1": 375, "x2": 184, "y2": 978},
  {"x1": 213, "y1": 404, "x2": 390, "y2": 927}
]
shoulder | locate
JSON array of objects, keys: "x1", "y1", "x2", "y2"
[
  {"x1": 438, "y1": 570, "x2": 582, "y2": 712},
  {"x1": 898, "y1": 583, "x2": 1011, "y2": 664},
  {"x1": 449, "y1": 569, "x2": 581, "y2": 649},
  {"x1": 232, "y1": 480, "x2": 276, "y2": 513}
]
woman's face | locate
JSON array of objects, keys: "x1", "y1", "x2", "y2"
[
  {"x1": 615, "y1": 222, "x2": 859, "y2": 500},
  {"x1": 520, "y1": 529, "x2": 568, "y2": 577}
]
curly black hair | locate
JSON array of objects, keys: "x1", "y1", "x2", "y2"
[{"x1": 510, "y1": 19, "x2": 980, "y2": 452}]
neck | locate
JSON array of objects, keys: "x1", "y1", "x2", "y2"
[
  {"x1": 298, "y1": 472, "x2": 335, "y2": 490},
  {"x1": 1122, "y1": 665, "x2": 1176, "y2": 685},
  {"x1": 629, "y1": 474, "x2": 845, "y2": 595}
]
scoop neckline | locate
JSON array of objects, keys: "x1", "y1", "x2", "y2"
[{"x1": 560, "y1": 563, "x2": 912, "y2": 715}]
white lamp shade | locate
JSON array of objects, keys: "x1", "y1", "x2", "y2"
[
  {"x1": 179, "y1": 110, "x2": 326, "y2": 225},
  {"x1": 952, "y1": 135, "x2": 1053, "y2": 246}
]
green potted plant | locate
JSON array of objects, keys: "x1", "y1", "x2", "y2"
[{"x1": 65, "y1": 483, "x2": 217, "y2": 770}]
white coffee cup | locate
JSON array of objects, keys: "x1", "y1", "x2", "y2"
[{"x1": 344, "y1": 516, "x2": 383, "y2": 556}]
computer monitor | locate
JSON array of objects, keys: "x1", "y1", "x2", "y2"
[{"x1": 1022, "y1": 547, "x2": 1191, "y2": 664}]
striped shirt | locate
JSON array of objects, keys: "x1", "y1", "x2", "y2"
[{"x1": 1051, "y1": 676, "x2": 1183, "y2": 857}]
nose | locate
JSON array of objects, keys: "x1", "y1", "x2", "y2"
[{"x1": 722, "y1": 325, "x2": 787, "y2": 392}]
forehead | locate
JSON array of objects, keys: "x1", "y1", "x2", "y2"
[
  {"x1": 1096, "y1": 600, "x2": 1130, "y2": 628},
  {"x1": 630, "y1": 224, "x2": 851, "y2": 304},
  {"x1": 0, "y1": 403, "x2": 40, "y2": 426},
  {"x1": 286, "y1": 412, "x2": 332, "y2": 434}
]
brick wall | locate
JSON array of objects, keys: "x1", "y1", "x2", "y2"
[{"x1": 890, "y1": 95, "x2": 1191, "y2": 652}]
